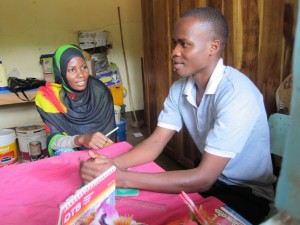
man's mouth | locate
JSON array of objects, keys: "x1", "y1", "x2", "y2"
[{"x1": 173, "y1": 61, "x2": 184, "y2": 71}]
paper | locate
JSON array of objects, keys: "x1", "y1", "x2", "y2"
[{"x1": 133, "y1": 132, "x2": 143, "y2": 137}]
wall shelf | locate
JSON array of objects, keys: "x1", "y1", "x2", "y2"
[{"x1": 0, "y1": 90, "x2": 36, "y2": 106}]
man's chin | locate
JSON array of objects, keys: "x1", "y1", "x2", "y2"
[{"x1": 175, "y1": 70, "x2": 190, "y2": 78}]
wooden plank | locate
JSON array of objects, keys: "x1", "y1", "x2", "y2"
[
  {"x1": 0, "y1": 91, "x2": 36, "y2": 105},
  {"x1": 258, "y1": 0, "x2": 285, "y2": 115}
]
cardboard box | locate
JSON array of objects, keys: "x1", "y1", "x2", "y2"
[
  {"x1": 40, "y1": 54, "x2": 53, "y2": 74},
  {"x1": 96, "y1": 63, "x2": 122, "y2": 87},
  {"x1": 78, "y1": 31, "x2": 108, "y2": 50},
  {"x1": 40, "y1": 54, "x2": 54, "y2": 82}
]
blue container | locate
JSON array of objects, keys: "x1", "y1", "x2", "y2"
[{"x1": 116, "y1": 118, "x2": 126, "y2": 142}]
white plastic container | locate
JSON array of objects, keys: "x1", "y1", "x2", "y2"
[
  {"x1": 114, "y1": 105, "x2": 121, "y2": 123},
  {"x1": 0, "y1": 60, "x2": 8, "y2": 91},
  {"x1": 0, "y1": 129, "x2": 18, "y2": 167},
  {"x1": 16, "y1": 125, "x2": 48, "y2": 162}
]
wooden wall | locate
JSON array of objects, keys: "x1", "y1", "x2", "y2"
[
  {"x1": 223, "y1": 0, "x2": 297, "y2": 115},
  {"x1": 141, "y1": 0, "x2": 298, "y2": 168}
]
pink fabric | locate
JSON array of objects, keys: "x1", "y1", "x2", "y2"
[
  {"x1": 116, "y1": 156, "x2": 204, "y2": 224},
  {"x1": 0, "y1": 142, "x2": 203, "y2": 225}
]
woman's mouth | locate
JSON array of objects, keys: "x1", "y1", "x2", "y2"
[{"x1": 76, "y1": 80, "x2": 86, "y2": 87}]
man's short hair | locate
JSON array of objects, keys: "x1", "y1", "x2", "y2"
[{"x1": 181, "y1": 7, "x2": 229, "y2": 54}]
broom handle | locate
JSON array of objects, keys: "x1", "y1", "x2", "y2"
[{"x1": 117, "y1": 6, "x2": 138, "y2": 122}]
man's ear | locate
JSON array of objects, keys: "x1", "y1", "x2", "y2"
[{"x1": 209, "y1": 40, "x2": 220, "y2": 56}]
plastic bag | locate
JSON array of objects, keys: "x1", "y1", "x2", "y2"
[
  {"x1": 7, "y1": 77, "x2": 46, "y2": 101},
  {"x1": 276, "y1": 74, "x2": 293, "y2": 114}
]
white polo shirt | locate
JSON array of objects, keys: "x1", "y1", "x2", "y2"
[{"x1": 158, "y1": 59, "x2": 276, "y2": 201}]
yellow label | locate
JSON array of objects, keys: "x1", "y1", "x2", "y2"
[
  {"x1": 0, "y1": 142, "x2": 17, "y2": 166},
  {"x1": 0, "y1": 142, "x2": 16, "y2": 154}
]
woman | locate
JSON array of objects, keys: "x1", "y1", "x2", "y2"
[{"x1": 35, "y1": 45, "x2": 116, "y2": 156}]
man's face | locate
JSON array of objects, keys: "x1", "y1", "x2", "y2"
[
  {"x1": 65, "y1": 57, "x2": 89, "y2": 91},
  {"x1": 172, "y1": 17, "x2": 213, "y2": 78}
]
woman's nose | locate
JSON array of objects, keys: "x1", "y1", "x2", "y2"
[{"x1": 77, "y1": 69, "x2": 84, "y2": 78}]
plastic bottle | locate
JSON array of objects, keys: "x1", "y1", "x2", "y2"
[{"x1": 0, "y1": 61, "x2": 8, "y2": 91}]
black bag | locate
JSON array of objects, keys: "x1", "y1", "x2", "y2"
[{"x1": 7, "y1": 77, "x2": 46, "y2": 102}]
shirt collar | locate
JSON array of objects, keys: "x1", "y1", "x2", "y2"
[
  {"x1": 183, "y1": 75, "x2": 197, "y2": 107},
  {"x1": 205, "y1": 58, "x2": 226, "y2": 94},
  {"x1": 183, "y1": 59, "x2": 226, "y2": 107},
  {"x1": 184, "y1": 58, "x2": 226, "y2": 94}
]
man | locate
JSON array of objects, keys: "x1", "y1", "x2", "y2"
[{"x1": 80, "y1": 7, "x2": 276, "y2": 224}]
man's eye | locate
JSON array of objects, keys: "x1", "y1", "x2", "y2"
[{"x1": 182, "y1": 43, "x2": 189, "y2": 48}]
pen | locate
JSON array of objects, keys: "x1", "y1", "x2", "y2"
[{"x1": 105, "y1": 127, "x2": 119, "y2": 137}]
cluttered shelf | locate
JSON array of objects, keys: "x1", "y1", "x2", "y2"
[{"x1": 0, "y1": 90, "x2": 36, "y2": 106}]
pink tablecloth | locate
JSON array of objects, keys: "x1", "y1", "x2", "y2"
[{"x1": 0, "y1": 142, "x2": 203, "y2": 225}]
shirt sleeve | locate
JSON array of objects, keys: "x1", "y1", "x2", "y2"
[
  {"x1": 51, "y1": 135, "x2": 79, "y2": 150},
  {"x1": 157, "y1": 81, "x2": 183, "y2": 131}
]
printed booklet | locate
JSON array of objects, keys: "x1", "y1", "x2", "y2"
[{"x1": 57, "y1": 166, "x2": 116, "y2": 225}]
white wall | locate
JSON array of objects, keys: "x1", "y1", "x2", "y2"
[{"x1": 0, "y1": 0, "x2": 144, "y2": 129}]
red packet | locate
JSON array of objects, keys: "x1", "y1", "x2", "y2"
[
  {"x1": 196, "y1": 196, "x2": 252, "y2": 225},
  {"x1": 167, "y1": 191, "x2": 252, "y2": 225}
]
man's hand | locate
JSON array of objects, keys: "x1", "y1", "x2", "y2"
[{"x1": 80, "y1": 151, "x2": 115, "y2": 184}]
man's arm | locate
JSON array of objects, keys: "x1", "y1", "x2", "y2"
[
  {"x1": 80, "y1": 126, "x2": 175, "y2": 184},
  {"x1": 116, "y1": 151, "x2": 231, "y2": 193},
  {"x1": 81, "y1": 125, "x2": 231, "y2": 193},
  {"x1": 114, "y1": 126, "x2": 176, "y2": 169}
]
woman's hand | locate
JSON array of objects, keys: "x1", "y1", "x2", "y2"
[
  {"x1": 74, "y1": 132, "x2": 114, "y2": 149},
  {"x1": 80, "y1": 151, "x2": 116, "y2": 184}
]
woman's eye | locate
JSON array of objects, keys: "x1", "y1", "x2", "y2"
[
  {"x1": 82, "y1": 65, "x2": 88, "y2": 70},
  {"x1": 67, "y1": 68, "x2": 75, "y2": 73}
]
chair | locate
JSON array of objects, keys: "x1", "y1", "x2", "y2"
[
  {"x1": 264, "y1": 113, "x2": 291, "y2": 220},
  {"x1": 269, "y1": 113, "x2": 291, "y2": 157},
  {"x1": 268, "y1": 113, "x2": 291, "y2": 177}
]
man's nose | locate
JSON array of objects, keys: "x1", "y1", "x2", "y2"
[{"x1": 171, "y1": 45, "x2": 181, "y2": 58}]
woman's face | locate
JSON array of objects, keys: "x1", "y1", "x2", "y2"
[{"x1": 65, "y1": 57, "x2": 89, "y2": 91}]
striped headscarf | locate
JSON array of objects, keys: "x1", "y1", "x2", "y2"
[{"x1": 52, "y1": 45, "x2": 85, "y2": 91}]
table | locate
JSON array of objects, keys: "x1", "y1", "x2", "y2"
[{"x1": 0, "y1": 142, "x2": 203, "y2": 225}]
